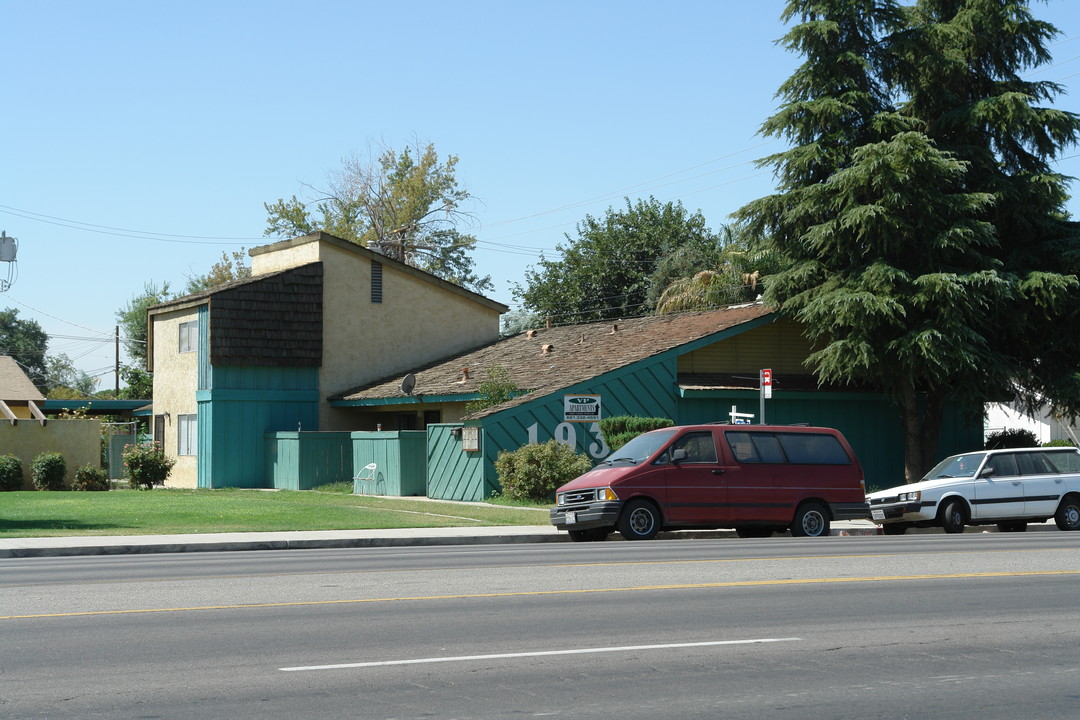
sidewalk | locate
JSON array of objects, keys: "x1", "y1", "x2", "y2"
[{"x1": 0, "y1": 520, "x2": 884, "y2": 558}]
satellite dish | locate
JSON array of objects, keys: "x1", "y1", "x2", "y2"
[{"x1": 399, "y1": 373, "x2": 416, "y2": 395}]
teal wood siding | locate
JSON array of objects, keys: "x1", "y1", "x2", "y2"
[
  {"x1": 349, "y1": 431, "x2": 427, "y2": 496},
  {"x1": 426, "y1": 424, "x2": 485, "y2": 501},
  {"x1": 677, "y1": 392, "x2": 982, "y2": 492},
  {"x1": 472, "y1": 358, "x2": 679, "y2": 499},
  {"x1": 198, "y1": 365, "x2": 320, "y2": 488},
  {"x1": 265, "y1": 432, "x2": 352, "y2": 490}
]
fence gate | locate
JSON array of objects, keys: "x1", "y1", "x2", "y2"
[{"x1": 102, "y1": 421, "x2": 138, "y2": 480}]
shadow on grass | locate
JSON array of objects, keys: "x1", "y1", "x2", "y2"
[{"x1": 0, "y1": 519, "x2": 128, "y2": 533}]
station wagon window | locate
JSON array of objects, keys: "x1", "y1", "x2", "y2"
[
  {"x1": 988, "y1": 453, "x2": 1019, "y2": 476},
  {"x1": 1045, "y1": 450, "x2": 1080, "y2": 473},
  {"x1": 1016, "y1": 452, "x2": 1056, "y2": 475},
  {"x1": 670, "y1": 432, "x2": 718, "y2": 464}
]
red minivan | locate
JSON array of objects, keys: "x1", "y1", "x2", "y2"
[{"x1": 549, "y1": 424, "x2": 868, "y2": 540}]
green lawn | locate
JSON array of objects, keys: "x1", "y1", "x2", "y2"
[{"x1": 0, "y1": 488, "x2": 551, "y2": 537}]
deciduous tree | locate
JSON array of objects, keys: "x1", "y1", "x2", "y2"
[
  {"x1": 514, "y1": 197, "x2": 717, "y2": 323},
  {"x1": 265, "y1": 141, "x2": 492, "y2": 293}
]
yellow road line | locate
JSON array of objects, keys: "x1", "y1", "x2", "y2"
[{"x1": 3, "y1": 570, "x2": 1076, "y2": 620}]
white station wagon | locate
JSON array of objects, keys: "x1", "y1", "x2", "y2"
[{"x1": 867, "y1": 446, "x2": 1080, "y2": 534}]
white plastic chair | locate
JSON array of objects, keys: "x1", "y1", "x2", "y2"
[{"x1": 353, "y1": 463, "x2": 379, "y2": 495}]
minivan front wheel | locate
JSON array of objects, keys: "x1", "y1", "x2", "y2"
[
  {"x1": 618, "y1": 499, "x2": 661, "y2": 541},
  {"x1": 791, "y1": 502, "x2": 830, "y2": 537}
]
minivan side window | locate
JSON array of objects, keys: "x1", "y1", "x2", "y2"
[
  {"x1": 725, "y1": 431, "x2": 783, "y2": 463},
  {"x1": 776, "y1": 433, "x2": 851, "y2": 465},
  {"x1": 725, "y1": 431, "x2": 850, "y2": 465},
  {"x1": 670, "y1": 431, "x2": 718, "y2": 464}
]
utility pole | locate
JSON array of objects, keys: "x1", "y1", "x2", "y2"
[{"x1": 115, "y1": 326, "x2": 120, "y2": 395}]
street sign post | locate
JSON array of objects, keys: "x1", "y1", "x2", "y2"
[{"x1": 759, "y1": 368, "x2": 773, "y2": 424}]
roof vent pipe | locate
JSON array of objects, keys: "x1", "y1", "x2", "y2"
[
  {"x1": 461, "y1": 367, "x2": 470, "y2": 380},
  {"x1": 542, "y1": 344, "x2": 554, "y2": 355},
  {"x1": 610, "y1": 324, "x2": 618, "y2": 334}
]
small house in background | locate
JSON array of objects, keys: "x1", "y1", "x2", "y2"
[
  {"x1": 985, "y1": 402, "x2": 1080, "y2": 446},
  {"x1": 0, "y1": 355, "x2": 100, "y2": 488},
  {"x1": 146, "y1": 232, "x2": 507, "y2": 489},
  {"x1": 0, "y1": 355, "x2": 46, "y2": 423}
]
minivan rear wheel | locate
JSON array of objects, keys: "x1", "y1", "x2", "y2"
[
  {"x1": 618, "y1": 499, "x2": 661, "y2": 541},
  {"x1": 791, "y1": 502, "x2": 830, "y2": 537}
]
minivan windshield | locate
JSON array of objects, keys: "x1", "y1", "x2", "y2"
[
  {"x1": 924, "y1": 452, "x2": 987, "y2": 480},
  {"x1": 600, "y1": 429, "x2": 678, "y2": 465}
]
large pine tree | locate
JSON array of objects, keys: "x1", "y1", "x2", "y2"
[{"x1": 739, "y1": 0, "x2": 1080, "y2": 481}]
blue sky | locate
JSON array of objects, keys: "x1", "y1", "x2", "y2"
[{"x1": 2, "y1": 0, "x2": 1078, "y2": 390}]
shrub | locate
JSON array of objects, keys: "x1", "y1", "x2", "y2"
[
  {"x1": 599, "y1": 415, "x2": 676, "y2": 451},
  {"x1": 1042, "y1": 438, "x2": 1077, "y2": 448},
  {"x1": 31, "y1": 452, "x2": 67, "y2": 491},
  {"x1": 495, "y1": 439, "x2": 593, "y2": 503},
  {"x1": 72, "y1": 464, "x2": 110, "y2": 491},
  {"x1": 984, "y1": 428, "x2": 1039, "y2": 450},
  {"x1": 123, "y1": 442, "x2": 175, "y2": 490},
  {"x1": 0, "y1": 454, "x2": 24, "y2": 491}
]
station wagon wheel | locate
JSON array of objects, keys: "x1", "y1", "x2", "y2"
[
  {"x1": 1055, "y1": 496, "x2": 1080, "y2": 531},
  {"x1": 939, "y1": 499, "x2": 967, "y2": 534},
  {"x1": 617, "y1": 499, "x2": 661, "y2": 541},
  {"x1": 791, "y1": 502, "x2": 830, "y2": 538}
]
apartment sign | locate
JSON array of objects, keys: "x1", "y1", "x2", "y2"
[{"x1": 564, "y1": 395, "x2": 601, "y2": 423}]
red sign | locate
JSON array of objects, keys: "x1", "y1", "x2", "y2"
[{"x1": 761, "y1": 369, "x2": 773, "y2": 399}]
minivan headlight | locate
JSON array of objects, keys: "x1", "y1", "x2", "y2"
[{"x1": 596, "y1": 487, "x2": 617, "y2": 501}]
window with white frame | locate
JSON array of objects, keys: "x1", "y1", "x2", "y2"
[
  {"x1": 178, "y1": 320, "x2": 198, "y2": 353},
  {"x1": 178, "y1": 414, "x2": 197, "y2": 456}
]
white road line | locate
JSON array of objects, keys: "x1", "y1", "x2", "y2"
[{"x1": 279, "y1": 637, "x2": 801, "y2": 672}]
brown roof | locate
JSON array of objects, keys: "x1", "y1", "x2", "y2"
[
  {"x1": 0, "y1": 355, "x2": 45, "y2": 402},
  {"x1": 331, "y1": 304, "x2": 773, "y2": 417}
]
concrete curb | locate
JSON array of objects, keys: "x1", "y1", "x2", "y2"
[{"x1": 1, "y1": 521, "x2": 1056, "y2": 559}]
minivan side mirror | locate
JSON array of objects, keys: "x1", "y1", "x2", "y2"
[{"x1": 672, "y1": 448, "x2": 688, "y2": 464}]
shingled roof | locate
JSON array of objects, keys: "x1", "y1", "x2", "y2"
[{"x1": 331, "y1": 303, "x2": 773, "y2": 417}]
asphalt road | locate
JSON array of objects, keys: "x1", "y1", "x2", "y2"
[{"x1": 3, "y1": 533, "x2": 1079, "y2": 719}]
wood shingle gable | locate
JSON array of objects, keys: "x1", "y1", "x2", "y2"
[
  {"x1": 209, "y1": 263, "x2": 323, "y2": 367},
  {"x1": 148, "y1": 263, "x2": 324, "y2": 368}
]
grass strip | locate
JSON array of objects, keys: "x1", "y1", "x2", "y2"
[{"x1": 0, "y1": 488, "x2": 550, "y2": 537}]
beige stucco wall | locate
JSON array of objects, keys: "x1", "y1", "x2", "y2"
[
  {"x1": 251, "y1": 242, "x2": 321, "y2": 276},
  {"x1": 0, "y1": 419, "x2": 101, "y2": 489},
  {"x1": 318, "y1": 242, "x2": 500, "y2": 429},
  {"x1": 255, "y1": 236, "x2": 501, "y2": 431},
  {"x1": 151, "y1": 307, "x2": 201, "y2": 488}
]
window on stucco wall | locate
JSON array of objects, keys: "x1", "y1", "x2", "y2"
[
  {"x1": 178, "y1": 414, "x2": 197, "y2": 456},
  {"x1": 178, "y1": 320, "x2": 198, "y2": 353}
]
